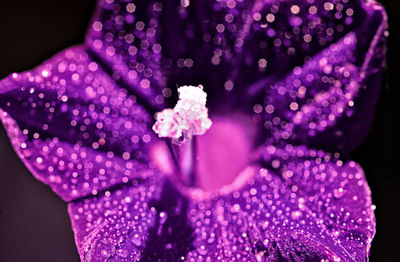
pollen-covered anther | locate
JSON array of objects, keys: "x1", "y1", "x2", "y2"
[
  {"x1": 177, "y1": 85, "x2": 207, "y2": 105},
  {"x1": 152, "y1": 85, "x2": 212, "y2": 142},
  {"x1": 152, "y1": 109, "x2": 183, "y2": 139}
]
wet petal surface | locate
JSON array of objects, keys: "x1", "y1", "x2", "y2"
[
  {"x1": 86, "y1": 0, "x2": 375, "y2": 110},
  {"x1": 0, "y1": 47, "x2": 156, "y2": 201},
  {"x1": 262, "y1": 2, "x2": 387, "y2": 153},
  {"x1": 0, "y1": 0, "x2": 385, "y2": 261},
  {"x1": 68, "y1": 145, "x2": 375, "y2": 261}
]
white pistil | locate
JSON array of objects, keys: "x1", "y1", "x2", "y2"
[
  {"x1": 181, "y1": 0, "x2": 190, "y2": 8},
  {"x1": 152, "y1": 85, "x2": 211, "y2": 186},
  {"x1": 152, "y1": 85, "x2": 212, "y2": 145}
]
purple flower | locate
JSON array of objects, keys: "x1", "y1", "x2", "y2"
[{"x1": 0, "y1": 0, "x2": 387, "y2": 261}]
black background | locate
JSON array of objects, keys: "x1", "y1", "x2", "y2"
[{"x1": 0, "y1": 1, "x2": 398, "y2": 261}]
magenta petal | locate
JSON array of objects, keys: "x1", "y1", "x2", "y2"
[
  {"x1": 187, "y1": 149, "x2": 374, "y2": 261},
  {"x1": 85, "y1": 0, "x2": 368, "y2": 109},
  {"x1": 68, "y1": 176, "x2": 162, "y2": 261},
  {"x1": 86, "y1": 1, "x2": 165, "y2": 108},
  {"x1": 263, "y1": 2, "x2": 387, "y2": 154},
  {"x1": 67, "y1": 147, "x2": 374, "y2": 261},
  {"x1": 260, "y1": 145, "x2": 375, "y2": 260},
  {"x1": 232, "y1": 0, "x2": 366, "y2": 99},
  {"x1": 0, "y1": 0, "x2": 383, "y2": 260},
  {"x1": 0, "y1": 46, "x2": 155, "y2": 201},
  {"x1": 68, "y1": 175, "x2": 196, "y2": 261}
]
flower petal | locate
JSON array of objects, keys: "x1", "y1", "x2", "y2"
[
  {"x1": 85, "y1": 0, "x2": 369, "y2": 110},
  {"x1": 222, "y1": 0, "x2": 368, "y2": 103},
  {"x1": 263, "y1": 1, "x2": 387, "y2": 154},
  {"x1": 187, "y1": 147, "x2": 374, "y2": 261},
  {"x1": 67, "y1": 145, "x2": 374, "y2": 261},
  {"x1": 86, "y1": 0, "x2": 166, "y2": 109},
  {"x1": 68, "y1": 175, "x2": 197, "y2": 261},
  {"x1": 0, "y1": 46, "x2": 156, "y2": 201}
]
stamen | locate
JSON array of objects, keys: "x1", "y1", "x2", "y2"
[
  {"x1": 180, "y1": 0, "x2": 190, "y2": 8},
  {"x1": 152, "y1": 85, "x2": 212, "y2": 145},
  {"x1": 152, "y1": 109, "x2": 182, "y2": 139}
]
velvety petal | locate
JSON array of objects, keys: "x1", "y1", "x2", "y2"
[
  {"x1": 262, "y1": 1, "x2": 387, "y2": 154},
  {"x1": 231, "y1": 0, "x2": 366, "y2": 93},
  {"x1": 0, "y1": 46, "x2": 156, "y2": 201},
  {"x1": 67, "y1": 145, "x2": 374, "y2": 261},
  {"x1": 86, "y1": 0, "x2": 166, "y2": 109},
  {"x1": 85, "y1": 0, "x2": 366, "y2": 111},
  {"x1": 0, "y1": 1, "x2": 382, "y2": 260},
  {"x1": 187, "y1": 147, "x2": 374, "y2": 261},
  {"x1": 68, "y1": 175, "x2": 197, "y2": 262}
]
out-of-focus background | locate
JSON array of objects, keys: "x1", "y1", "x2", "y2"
[{"x1": 0, "y1": 0, "x2": 398, "y2": 261}]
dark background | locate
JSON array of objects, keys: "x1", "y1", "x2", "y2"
[{"x1": 0, "y1": 0, "x2": 398, "y2": 261}]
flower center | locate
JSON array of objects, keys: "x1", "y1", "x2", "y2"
[
  {"x1": 195, "y1": 116, "x2": 254, "y2": 192},
  {"x1": 152, "y1": 85, "x2": 212, "y2": 144},
  {"x1": 151, "y1": 85, "x2": 254, "y2": 196}
]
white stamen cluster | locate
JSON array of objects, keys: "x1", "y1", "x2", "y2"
[{"x1": 152, "y1": 85, "x2": 212, "y2": 144}]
